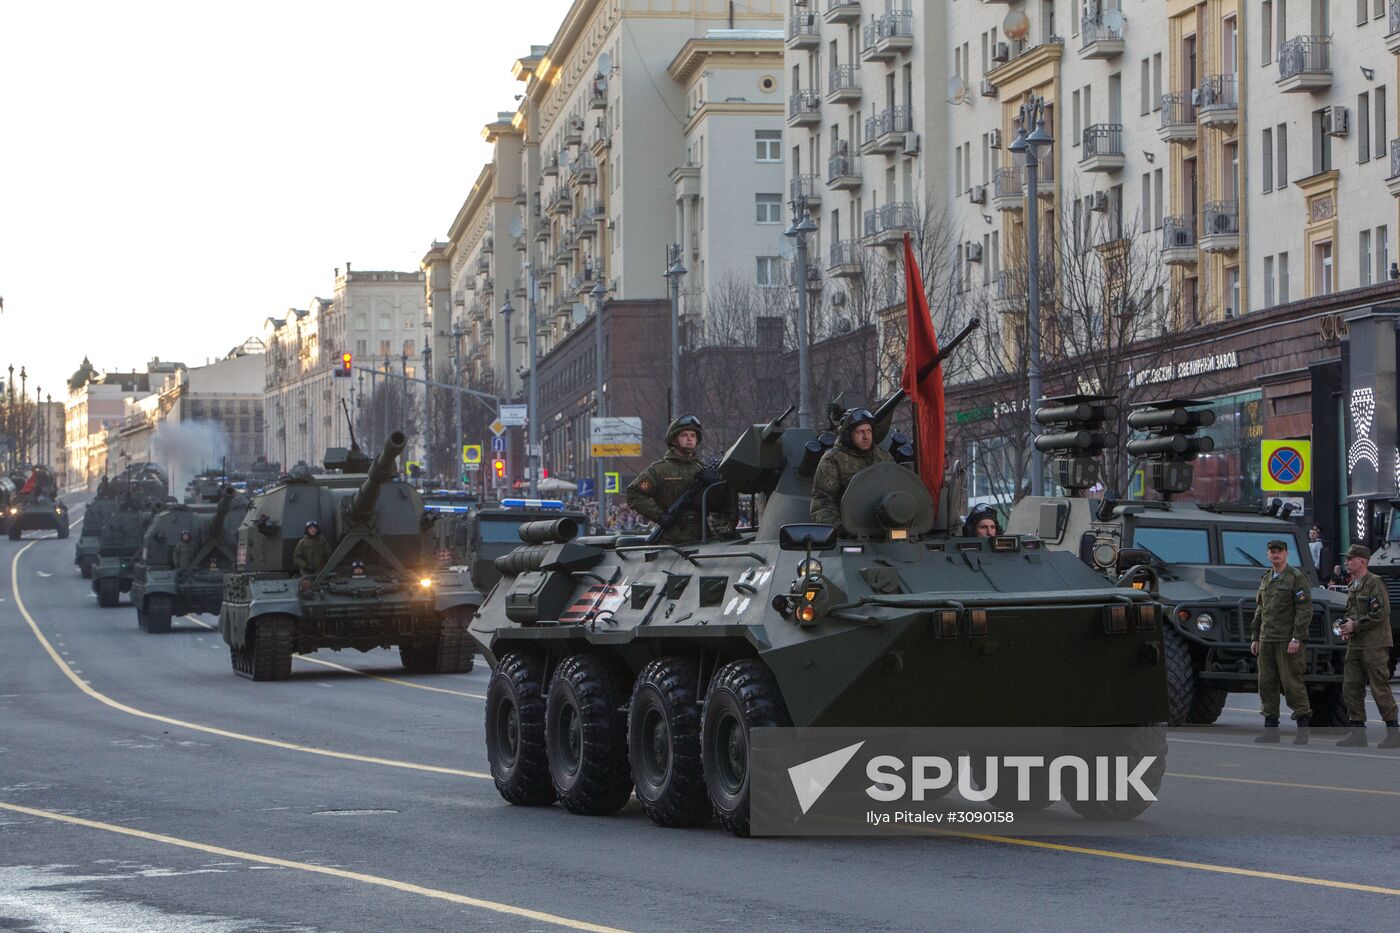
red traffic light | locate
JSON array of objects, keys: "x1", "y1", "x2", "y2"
[{"x1": 335, "y1": 352, "x2": 353, "y2": 377}]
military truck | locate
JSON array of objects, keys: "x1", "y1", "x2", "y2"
[
  {"x1": 453, "y1": 498, "x2": 588, "y2": 591},
  {"x1": 219, "y1": 433, "x2": 480, "y2": 681},
  {"x1": 470, "y1": 376, "x2": 1171, "y2": 836},
  {"x1": 0, "y1": 474, "x2": 16, "y2": 536},
  {"x1": 1007, "y1": 397, "x2": 1352, "y2": 726},
  {"x1": 73, "y1": 496, "x2": 119, "y2": 578},
  {"x1": 131, "y1": 486, "x2": 248, "y2": 633},
  {"x1": 6, "y1": 466, "x2": 70, "y2": 540},
  {"x1": 91, "y1": 465, "x2": 171, "y2": 607}
]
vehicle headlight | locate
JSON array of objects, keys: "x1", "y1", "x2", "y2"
[
  {"x1": 1195, "y1": 612, "x2": 1215, "y2": 634},
  {"x1": 1332, "y1": 619, "x2": 1344, "y2": 637},
  {"x1": 797, "y1": 558, "x2": 822, "y2": 577},
  {"x1": 418, "y1": 577, "x2": 433, "y2": 589}
]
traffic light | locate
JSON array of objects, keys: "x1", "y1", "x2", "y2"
[
  {"x1": 493, "y1": 459, "x2": 506, "y2": 481},
  {"x1": 1033, "y1": 394, "x2": 1120, "y2": 493},
  {"x1": 335, "y1": 352, "x2": 352, "y2": 378},
  {"x1": 1125, "y1": 399, "x2": 1216, "y2": 498}
]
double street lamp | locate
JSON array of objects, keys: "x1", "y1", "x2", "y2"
[
  {"x1": 591, "y1": 280, "x2": 609, "y2": 529},
  {"x1": 663, "y1": 245, "x2": 686, "y2": 420},
  {"x1": 784, "y1": 195, "x2": 817, "y2": 429},
  {"x1": 1008, "y1": 95, "x2": 1054, "y2": 497}
]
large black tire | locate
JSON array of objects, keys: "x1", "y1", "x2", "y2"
[
  {"x1": 95, "y1": 577, "x2": 120, "y2": 608},
  {"x1": 1068, "y1": 727, "x2": 1167, "y2": 821},
  {"x1": 1188, "y1": 685, "x2": 1229, "y2": 725},
  {"x1": 628, "y1": 657, "x2": 710, "y2": 827},
  {"x1": 56, "y1": 523, "x2": 69, "y2": 540},
  {"x1": 248, "y1": 617, "x2": 294, "y2": 681},
  {"x1": 79, "y1": 557, "x2": 95, "y2": 580},
  {"x1": 545, "y1": 654, "x2": 633, "y2": 815},
  {"x1": 7, "y1": 525, "x2": 20, "y2": 541},
  {"x1": 399, "y1": 611, "x2": 475, "y2": 674},
  {"x1": 485, "y1": 652, "x2": 555, "y2": 806},
  {"x1": 1311, "y1": 683, "x2": 1350, "y2": 727},
  {"x1": 139, "y1": 595, "x2": 173, "y2": 634},
  {"x1": 701, "y1": 659, "x2": 792, "y2": 837},
  {"x1": 1162, "y1": 626, "x2": 1195, "y2": 726}
]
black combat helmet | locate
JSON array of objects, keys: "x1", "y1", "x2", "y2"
[
  {"x1": 837, "y1": 408, "x2": 876, "y2": 446},
  {"x1": 666, "y1": 415, "x2": 703, "y2": 446},
  {"x1": 963, "y1": 504, "x2": 1000, "y2": 537}
]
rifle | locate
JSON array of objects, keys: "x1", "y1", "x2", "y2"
[
  {"x1": 872, "y1": 317, "x2": 981, "y2": 442},
  {"x1": 644, "y1": 458, "x2": 722, "y2": 545}
]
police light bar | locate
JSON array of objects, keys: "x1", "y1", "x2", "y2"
[
  {"x1": 501, "y1": 498, "x2": 565, "y2": 510},
  {"x1": 424, "y1": 504, "x2": 474, "y2": 513}
]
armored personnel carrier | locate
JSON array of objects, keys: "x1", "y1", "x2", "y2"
[
  {"x1": 1007, "y1": 397, "x2": 1352, "y2": 725},
  {"x1": 131, "y1": 486, "x2": 248, "y2": 633},
  {"x1": 470, "y1": 386, "x2": 1171, "y2": 836},
  {"x1": 6, "y1": 465, "x2": 70, "y2": 540},
  {"x1": 91, "y1": 465, "x2": 171, "y2": 607},
  {"x1": 74, "y1": 496, "x2": 119, "y2": 578},
  {"x1": 219, "y1": 433, "x2": 480, "y2": 681}
]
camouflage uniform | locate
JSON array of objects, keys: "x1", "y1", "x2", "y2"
[
  {"x1": 172, "y1": 538, "x2": 199, "y2": 570},
  {"x1": 810, "y1": 442, "x2": 893, "y2": 528},
  {"x1": 1341, "y1": 571, "x2": 1398, "y2": 725},
  {"x1": 1250, "y1": 564, "x2": 1313, "y2": 721},
  {"x1": 292, "y1": 533, "x2": 333, "y2": 575},
  {"x1": 626, "y1": 417, "x2": 731, "y2": 546}
]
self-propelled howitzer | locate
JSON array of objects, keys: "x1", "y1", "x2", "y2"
[
  {"x1": 130, "y1": 486, "x2": 249, "y2": 633},
  {"x1": 469, "y1": 382, "x2": 1171, "y2": 836},
  {"x1": 219, "y1": 432, "x2": 479, "y2": 680}
]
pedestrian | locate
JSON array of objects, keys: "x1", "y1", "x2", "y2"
[
  {"x1": 292, "y1": 520, "x2": 333, "y2": 575},
  {"x1": 625, "y1": 416, "x2": 731, "y2": 545},
  {"x1": 1250, "y1": 539, "x2": 1313, "y2": 744},
  {"x1": 1335, "y1": 545, "x2": 1400, "y2": 748},
  {"x1": 809, "y1": 408, "x2": 893, "y2": 530},
  {"x1": 1308, "y1": 525, "x2": 1331, "y2": 584},
  {"x1": 1332, "y1": 563, "x2": 1350, "y2": 588}
]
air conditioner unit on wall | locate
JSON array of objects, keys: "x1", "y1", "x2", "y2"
[
  {"x1": 966, "y1": 242, "x2": 983, "y2": 262},
  {"x1": 980, "y1": 78, "x2": 998, "y2": 98},
  {"x1": 1324, "y1": 105, "x2": 1349, "y2": 137},
  {"x1": 902, "y1": 132, "x2": 921, "y2": 155},
  {"x1": 969, "y1": 185, "x2": 987, "y2": 204},
  {"x1": 992, "y1": 42, "x2": 1010, "y2": 64},
  {"x1": 1089, "y1": 192, "x2": 1109, "y2": 212},
  {"x1": 989, "y1": 128, "x2": 1002, "y2": 148}
]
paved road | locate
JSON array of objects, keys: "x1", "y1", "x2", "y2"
[{"x1": 2, "y1": 504, "x2": 1398, "y2": 932}]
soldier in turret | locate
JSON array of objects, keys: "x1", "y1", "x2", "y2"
[
  {"x1": 292, "y1": 520, "x2": 332, "y2": 575},
  {"x1": 810, "y1": 408, "x2": 893, "y2": 530},
  {"x1": 626, "y1": 416, "x2": 729, "y2": 545},
  {"x1": 1336, "y1": 544, "x2": 1400, "y2": 748}
]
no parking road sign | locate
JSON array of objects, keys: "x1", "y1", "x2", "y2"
[{"x1": 1262, "y1": 440, "x2": 1311, "y2": 492}]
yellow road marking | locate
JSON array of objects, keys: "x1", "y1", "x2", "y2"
[
  {"x1": 955, "y1": 832, "x2": 1400, "y2": 897},
  {"x1": 0, "y1": 800, "x2": 629, "y2": 933},
  {"x1": 1166, "y1": 771, "x2": 1400, "y2": 798},
  {"x1": 9, "y1": 543, "x2": 490, "y2": 781},
  {"x1": 182, "y1": 615, "x2": 485, "y2": 700}
]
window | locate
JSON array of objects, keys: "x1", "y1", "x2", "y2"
[
  {"x1": 355, "y1": 339, "x2": 367, "y2": 356},
  {"x1": 1226, "y1": 267, "x2": 1240, "y2": 317},
  {"x1": 379, "y1": 340, "x2": 391, "y2": 356},
  {"x1": 755, "y1": 256, "x2": 782, "y2": 287},
  {"x1": 1378, "y1": 226, "x2": 1391, "y2": 281},
  {"x1": 1153, "y1": 169, "x2": 1163, "y2": 229},
  {"x1": 1263, "y1": 128, "x2": 1274, "y2": 192},
  {"x1": 1072, "y1": 90, "x2": 1082, "y2": 146},
  {"x1": 378, "y1": 313, "x2": 391, "y2": 330},
  {"x1": 1141, "y1": 173, "x2": 1151, "y2": 231},
  {"x1": 1222, "y1": 531, "x2": 1301, "y2": 567},
  {"x1": 1362, "y1": 229, "x2": 1373, "y2": 286},
  {"x1": 1315, "y1": 241, "x2": 1334, "y2": 296},
  {"x1": 353, "y1": 313, "x2": 368, "y2": 329},
  {"x1": 1277, "y1": 123, "x2": 1289, "y2": 186},
  {"x1": 1152, "y1": 53, "x2": 1162, "y2": 111},
  {"x1": 1312, "y1": 109, "x2": 1333, "y2": 173},
  {"x1": 1262, "y1": 1, "x2": 1273, "y2": 64},
  {"x1": 1379, "y1": 0, "x2": 1388, "y2": 21},
  {"x1": 1279, "y1": 252, "x2": 1290, "y2": 302},
  {"x1": 1132, "y1": 526, "x2": 1210, "y2": 563},
  {"x1": 403, "y1": 340, "x2": 415, "y2": 357},
  {"x1": 1376, "y1": 86, "x2": 1387, "y2": 160},
  {"x1": 1358, "y1": 0, "x2": 1369, "y2": 26},
  {"x1": 1277, "y1": 0, "x2": 1288, "y2": 55},
  {"x1": 755, "y1": 194, "x2": 782, "y2": 223},
  {"x1": 1140, "y1": 59, "x2": 1150, "y2": 115},
  {"x1": 1264, "y1": 255, "x2": 1276, "y2": 306},
  {"x1": 1359, "y1": 92, "x2": 1372, "y2": 163}
]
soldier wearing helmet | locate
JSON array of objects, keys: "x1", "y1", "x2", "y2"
[
  {"x1": 173, "y1": 529, "x2": 198, "y2": 569},
  {"x1": 292, "y1": 519, "x2": 333, "y2": 575},
  {"x1": 626, "y1": 415, "x2": 732, "y2": 544},
  {"x1": 810, "y1": 408, "x2": 894, "y2": 530}
]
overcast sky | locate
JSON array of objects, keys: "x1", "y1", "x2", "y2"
[{"x1": 0, "y1": 0, "x2": 574, "y2": 397}]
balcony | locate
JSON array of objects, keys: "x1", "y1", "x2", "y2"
[
  {"x1": 481, "y1": 276, "x2": 495, "y2": 294},
  {"x1": 476, "y1": 255, "x2": 491, "y2": 274},
  {"x1": 576, "y1": 215, "x2": 597, "y2": 241},
  {"x1": 787, "y1": 88, "x2": 821, "y2": 126},
  {"x1": 991, "y1": 166, "x2": 1023, "y2": 212},
  {"x1": 591, "y1": 122, "x2": 611, "y2": 152},
  {"x1": 568, "y1": 152, "x2": 596, "y2": 187},
  {"x1": 1278, "y1": 36, "x2": 1331, "y2": 91},
  {"x1": 546, "y1": 187, "x2": 572, "y2": 217},
  {"x1": 826, "y1": 64, "x2": 861, "y2": 104},
  {"x1": 825, "y1": 0, "x2": 860, "y2": 24},
  {"x1": 828, "y1": 240, "x2": 862, "y2": 277},
  {"x1": 1079, "y1": 14, "x2": 1125, "y2": 59},
  {"x1": 1388, "y1": 0, "x2": 1400, "y2": 54},
  {"x1": 481, "y1": 235, "x2": 493, "y2": 254},
  {"x1": 512, "y1": 185, "x2": 527, "y2": 205},
  {"x1": 861, "y1": 105, "x2": 913, "y2": 154},
  {"x1": 564, "y1": 118, "x2": 584, "y2": 147},
  {"x1": 786, "y1": 258, "x2": 825, "y2": 290},
  {"x1": 1158, "y1": 93, "x2": 1197, "y2": 143},
  {"x1": 1199, "y1": 201, "x2": 1239, "y2": 254},
  {"x1": 861, "y1": 201, "x2": 917, "y2": 247},
  {"x1": 1032, "y1": 152, "x2": 1055, "y2": 198},
  {"x1": 542, "y1": 153, "x2": 559, "y2": 177},
  {"x1": 1387, "y1": 139, "x2": 1400, "y2": 198},
  {"x1": 1196, "y1": 74, "x2": 1237, "y2": 129},
  {"x1": 589, "y1": 77, "x2": 608, "y2": 110},
  {"x1": 554, "y1": 236, "x2": 576, "y2": 266},
  {"x1": 827, "y1": 152, "x2": 862, "y2": 190},
  {"x1": 1080, "y1": 123, "x2": 1124, "y2": 172},
  {"x1": 787, "y1": 9, "x2": 821, "y2": 49},
  {"x1": 995, "y1": 271, "x2": 1022, "y2": 315},
  {"x1": 789, "y1": 173, "x2": 822, "y2": 208},
  {"x1": 1161, "y1": 216, "x2": 1197, "y2": 265},
  {"x1": 860, "y1": 11, "x2": 913, "y2": 62}
]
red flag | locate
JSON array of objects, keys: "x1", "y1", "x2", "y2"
[
  {"x1": 20, "y1": 472, "x2": 37, "y2": 495},
  {"x1": 901, "y1": 234, "x2": 944, "y2": 502}
]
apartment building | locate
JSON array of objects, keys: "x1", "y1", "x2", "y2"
[{"x1": 782, "y1": 0, "x2": 950, "y2": 299}]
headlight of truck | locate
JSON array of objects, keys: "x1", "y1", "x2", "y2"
[{"x1": 1195, "y1": 612, "x2": 1216, "y2": 634}]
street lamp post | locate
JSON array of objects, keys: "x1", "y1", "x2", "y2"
[
  {"x1": 1008, "y1": 96, "x2": 1055, "y2": 497},
  {"x1": 591, "y1": 280, "x2": 609, "y2": 530},
  {"x1": 526, "y1": 256, "x2": 540, "y2": 498},
  {"x1": 422, "y1": 345, "x2": 432, "y2": 485},
  {"x1": 783, "y1": 196, "x2": 817, "y2": 429},
  {"x1": 663, "y1": 244, "x2": 686, "y2": 420}
]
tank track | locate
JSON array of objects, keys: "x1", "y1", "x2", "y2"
[{"x1": 230, "y1": 617, "x2": 294, "y2": 681}]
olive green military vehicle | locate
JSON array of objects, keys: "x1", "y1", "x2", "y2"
[
  {"x1": 219, "y1": 433, "x2": 480, "y2": 681},
  {"x1": 74, "y1": 497, "x2": 119, "y2": 578},
  {"x1": 6, "y1": 466, "x2": 70, "y2": 540},
  {"x1": 91, "y1": 465, "x2": 171, "y2": 607},
  {"x1": 471, "y1": 389, "x2": 1171, "y2": 836},
  {"x1": 455, "y1": 497, "x2": 588, "y2": 591},
  {"x1": 131, "y1": 486, "x2": 249, "y2": 633},
  {"x1": 0, "y1": 474, "x2": 16, "y2": 536},
  {"x1": 1008, "y1": 396, "x2": 1352, "y2": 726}
]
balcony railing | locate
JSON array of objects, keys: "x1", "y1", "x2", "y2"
[
  {"x1": 1159, "y1": 93, "x2": 1196, "y2": 131},
  {"x1": 861, "y1": 10, "x2": 913, "y2": 58},
  {"x1": 1279, "y1": 35, "x2": 1331, "y2": 81},
  {"x1": 1081, "y1": 123, "x2": 1124, "y2": 159},
  {"x1": 880, "y1": 202, "x2": 916, "y2": 233},
  {"x1": 1162, "y1": 216, "x2": 1196, "y2": 249},
  {"x1": 1080, "y1": 14, "x2": 1125, "y2": 51},
  {"x1": 993, "y1": 165, "x2": 1023, "y2": 197},
  {"x1": 827, "y1": 64, "x2": 861, "y2": 101},
  {"x1": 1391, "y1": 0, "x2": 1400, "y2": 36},
  {"x1": 791, "y1": 173, "x2": 822, "y2": 201},
  {"x1": 787, "y1": 9, "x2": 821, "y2": 46},
  {"x1": 863, "y1": 105, "x2": 913, "y2": 149},
  {"x1": 825, "y1": 0, "x2": 861, "y2": 23},
  {"x1": 827, "y1": 152, "x2": 862, "y2": 187},
  {"x1": 1197, "y1": 74, "x2": 1237, "y2": 112},
  {"x1": 1202, "y1": 200, "x2": 1240, "y2": 244},
  {"x1": 1392, "y1": 138, "x2": 1400, "y2": 178},
  {"x1": 829, "y1": 240, "x2": 861, "y2": 271},
  {"x1": 788, "y1": 88, "x2": 821, "y2": 122}
]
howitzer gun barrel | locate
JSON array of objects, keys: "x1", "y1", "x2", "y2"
[
  {"x1": 349, "y1": 432, "x2": 406, "y2": 522},
  {"x1": 205, "y1": 486, "x2": 238, "y2": 541}
]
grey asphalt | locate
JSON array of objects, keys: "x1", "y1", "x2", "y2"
[{"x1": 2, "y1": 509, "x2": 1398, "y2": 932}]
